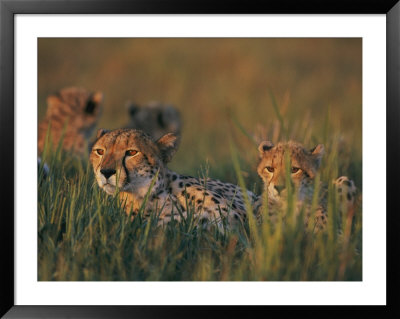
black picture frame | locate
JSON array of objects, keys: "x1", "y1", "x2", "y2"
[{"x1": 1, "y1": 0, "x2": 399, "y2": 318}]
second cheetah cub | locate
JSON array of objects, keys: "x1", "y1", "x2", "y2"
[{"x1": 255, "y1": 140, "x2": 356, "y2": 231}]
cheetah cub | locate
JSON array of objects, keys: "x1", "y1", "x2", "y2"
[
  {"x1": 90, "y1": 128, "x2": 257, "y2": 230},
  {"x1": 125, "y1": 102, "x2": 182, "y2": 141},
  {"x1": 255, "y1": 140, "x2": 356, "y2": 231},
  {"x1": 38, "y1": 87, "x2": 103, "y2": 179},
  {"x1": 38, "y1": 87, "x2": 103, "y2": 156}
]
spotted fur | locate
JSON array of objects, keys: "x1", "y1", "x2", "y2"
[
  {"x1": 333, "y1": 176, "x2": 357, "y2": 213},
  {"x1": 90, "y1": 128, "x2": 257, "y2": 230}
]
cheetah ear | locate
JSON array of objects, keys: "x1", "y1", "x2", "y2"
[
  {"x1": 156, "y1": 133, "x2": 179, "y2": 163},
  {"x1": 127, "y1": 103, "x2": 140, "y2": 117},
  {"x1": 310, "y1": 144, "x2": 324, "y2": 168},
  {"x1": 85, "y1": 91, "x2": 103, "y2": 114},
  {"x1": 46, "y1": 93, "x2": 62, "y2": 106},
  {"x1": 96, "y1": 128, "x2": 109, "y2": 139},
  {"x1": 45, "y1": 94, "x2": 64, "y2": 117},
  {"x1": 91, "y1": 91, "x2": 103, "y2": 104},
  {"x1": 258, "y1": 141, "x2": 274, "y2": 156},
  {"x1": 46, "y1": 94, "x2": 61, "y2": 106}
]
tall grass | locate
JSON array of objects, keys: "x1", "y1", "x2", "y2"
[{"x1": 38, "y1": 117, "x2": 362, "y2": 281}]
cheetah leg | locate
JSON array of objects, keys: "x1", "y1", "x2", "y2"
[{"x1": 313, "y1": 206, "x2": 328, "y2": 232}]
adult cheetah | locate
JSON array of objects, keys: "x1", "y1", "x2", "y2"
[{"x1": 90, "y1": 128, "x2": 257, "y2": 231}]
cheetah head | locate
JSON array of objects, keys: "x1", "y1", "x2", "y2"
[
  {"x1": 90, "y1": 128, "x2": 179, "y2": 197},
  {"x1": 127, "y1": 102, "x2": 181, "y2": 141},
  {"x1": 257, "y1": 140, "x2": 324, "y2": 204},
  {"x1": 46, "y1": 87, "x2": 103, "y2": 139}
]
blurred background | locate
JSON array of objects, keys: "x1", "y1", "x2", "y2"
[{"x1": 38, "y1": 38, "x2": 362, "y2": 191}]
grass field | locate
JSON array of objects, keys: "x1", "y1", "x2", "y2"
[{"x1": 38, "y1": 38, "x2": 362, "y2": 281}]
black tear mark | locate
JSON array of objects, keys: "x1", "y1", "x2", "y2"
[{"x1": 122, "y1": 157, "x2": 130, "y2": 184}]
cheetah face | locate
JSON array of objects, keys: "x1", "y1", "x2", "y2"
[
  {"x1": 90, "y1": 128, "x2": 179, "y2": 197},
  {"x1": 257, "y1": 140, "x2": 324, "y2": 204}
]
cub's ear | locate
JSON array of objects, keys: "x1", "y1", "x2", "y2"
[
  {"x1": 85, "y1": 91, "x2": 103, "y2": 114},
  {"x1": 91, "y1": 91, "x2": 103, "y2": 104},
  {"x1": 156, "y1": 133, "x2": 180, "y2": 163},
  {"x1": 127, "y1": 103, "x2": 140, "y2": 117},
  {"x1": 258, "y1": 141, "x2": 274, "y2": 156},
  {"x1": 310, "y1": 144, "x2": 324, "y2": 168},
  {"x1": 46, "y1": 94, "x2": 61, "y2": 106},
  {"x1": 45, "y1": 94, "x2": 64, "y2": 117},
  {"x1": 96, "y1": 128, "x2": 109, "y2": 139}
]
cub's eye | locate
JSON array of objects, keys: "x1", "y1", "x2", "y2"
[
  {"x1": 125, "y1": 150, "x2": 138, "y2": 157},
  {"x1": 95, "y1": 149, "x2": 104, "y2": 156},
  {"x1": 291, "y1": 167, "x2": 300, "y2": 173},
  {"x1": 265, "y1": 166, "x2": 274, "y2": 173}
]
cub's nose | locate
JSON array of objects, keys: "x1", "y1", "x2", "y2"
[
  {"x1": 100, "y1": 168, "x2": 116, "y2": 179},
  {"x1": 274, "y1": 185, "x2": 285, "y2": 194}
]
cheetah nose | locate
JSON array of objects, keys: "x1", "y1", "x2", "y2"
[
  {"x1": 274, "y1": 185, "x2": 285, "y2": 194},
  {"x1": 100, "y1": 168, "x2": 116, "y2": 179}
]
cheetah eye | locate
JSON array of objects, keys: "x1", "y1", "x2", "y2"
[
  {"x1": 125, "y1": 150, "x2": 138, "y2": 157},
  {"x1": 95, "y1": 149, "x2": 104, "y2": 156},
  {"x1": 265, "y1": 166, "x2": 274, "y2": 173},
  {"x1": 291, "y1": 167, "x2": 301, "y2": 173}
]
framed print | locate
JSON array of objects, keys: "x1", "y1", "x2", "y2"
[{"x1": 1, "y1": 0, "x2": 399, "y2": 318}]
